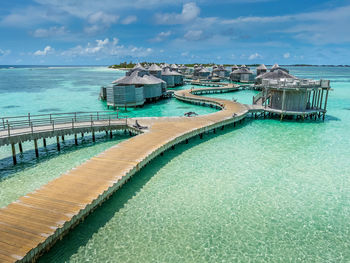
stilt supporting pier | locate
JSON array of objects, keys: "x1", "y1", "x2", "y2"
[
  {"x1": 92, "y1": 131, "x2": 96, "y2": 142},
  {"x1": 110, "y1": 130, "x2": 113, "y2": 138},
  {"x1": 57, "y1": 136, "x2": 60, "y2": 151},
  {"x1": 18, "y1": 142, "x2": 23, "y2": 153},
  {"x1": 11, "y1": 143, "x2": 16, "y2": 165},
  {"x1": 43, "y1": 138, "x2": 47, "y2": 147},
  {"x1": 62, "y1": 135, "x2": 65, "y2": 141},
  {"x1": 74, "y1": 134, "x2": 78, "y2": 145},
  {"x1": 34, "y1": 139, "x2": 39, "y2": 158}
]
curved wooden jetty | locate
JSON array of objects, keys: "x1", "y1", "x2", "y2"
[
  {"x1": 0, "y1": 85, "x2": 248, "y2": 262},
  {"x1": 0, "y1": 112, "x2": 140, "y2": 165}
]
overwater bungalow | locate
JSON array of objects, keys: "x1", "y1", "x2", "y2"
[
  {"x1": 212, "y1": 65, "x2": 229, "y2": 78},
  {"x1": 149, "y1": 63, "x2": 162, "y2": 78},
  {"x1": 270, "y1": 63, "x2": 289, "y2": 73},
  {"x1": 127, "y1": 63, "x2": 148, "y2": 76},
  {"x1": 256, "y1": 64, "x2": 267, "y2": 76},
  {"x1": 230, "y1": 66, "x2": 254, "y2": 83},
  {"x1": 231, "y1": 64, "x2": 239, "y2": 71},
  {"x1": 197, "y1": 68, "x2": 211, "y2": 79},
  {"x1": 255, "y1": 68, "x2": 297, "y2": 84},
  {"x1": 179, "y1": 64, "x2": 189, "y2": 74},
  {"x1": 161, "y1": 68, "x2": 184, "y2": 87},
  {"x1": 170, "y1": 64, "x2": 179, "y2": 72},
  {"x1": 253, "y1": 71, "x2": 331, "y2": 120},
  {"x1": 106, "y1": 70, "x2": 166, "y2": 107}
]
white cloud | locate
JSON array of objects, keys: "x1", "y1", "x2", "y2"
[
  {"x1": 150, "y1": 31, "x2": 172, "y2": 42},
  {"x1": 155, "y1": 2, "x2": 200, "y2": 24},
  {"x1": 121, "y1": 15, "x2": 137, "y2": 25},
  {"x1": 32, "y1": 26, "x2": 68, "y2": 38},
  {"x1": 0, "y1": 49, "x2": 11, "y2": 56},
  {"x1": 84, "y1": 11, "x2": 119, "y2": 34},
  {"x1": 248, "y1": 52, "x2": 262, "y2": 60},
  {"x1": 283, "y1": 52, "x2": 290, "y2": 59},
  {"x1": 184, "y1": 30, "x2": 203, "y2": 41},
  {"x1": 0, "y1": 6, "x2": 65, "y2": 27},
  {"x1": 181, "y1": 51, "x2": 189, "y2": 56},
  {"x1": 34, "y1": 46, "x2": 54, "y2": 56},
  {"x1": 87, "y1": 11, "x2": 118, "y2": 25},
  {"x1": 61, "y1": 37, "x2": 153, "y2": 58}
]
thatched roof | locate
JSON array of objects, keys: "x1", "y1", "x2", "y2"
[
  {"x1": 132, "y1": 63, "x2": 146, "y2": 71},
  {"x1": 199, "y1": 68, "x2": 210, "y2": 73},
  {"x1": 257, "y1": 64, "x2": 267, "y2": 70},
  {"x1": 170, "y1": 64, "x2": 178, "y2": 69},
  {"x1": 256, "y1": 69, "x2": 297, "y2": 80},
  {"x1": 231, "y1": 67, "x2": 253, "y2": 74},
  {"x1": 270, "y1": 63, "x2": 280, "y2": 71},
  {"x1": 162, "y1": 68, "x2": 182, "y2": 76},
  {"x1": 113, "y1": 71, "x2": 164, "y2": 85},
  {"x1": 148, "y1": 63, "x2": 162, "y2": 71}
]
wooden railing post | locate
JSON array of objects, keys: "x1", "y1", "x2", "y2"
[
  {"x1": 30, "y1": 122, "x2": 33, "y2": 134},
  {"x1": 7, "y1": 120, "x2": 10, "y2": 137},
  {"x1": 52, "y1": 120, "x2": 55, "y2": 131},
  {"x1": 28, "y1": 113, "x2": 31, "y2": 127},
  {"x1": 91, "y1": 115, "x2": 93, "y2": 127}
]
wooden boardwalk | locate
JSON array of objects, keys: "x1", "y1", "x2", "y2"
[{"x1": 0, "y1": 85, "x2": 248, "y2": 262}]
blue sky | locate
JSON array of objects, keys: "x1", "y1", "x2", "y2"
[{"x1": 1, "y1": 0, "x2": 350, "y2": 65}]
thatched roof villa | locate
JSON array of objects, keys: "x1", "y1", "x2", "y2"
[
  {"x1": 230, "y1": 66, "x2": 254, "y2": 83},
  {"x1": 106, "y1": 70, "x2": 166, "y2": 107},
  {"x1": 256, "y1": 64, "x2": 267, "y2": 76},
  {"x1": 253, "y1": 70, "x2": 331, "y2": 120}
]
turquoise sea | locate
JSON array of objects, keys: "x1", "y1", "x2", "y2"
[{"x1": 0, "y1": 66, "x2": 349, "y2": 262}]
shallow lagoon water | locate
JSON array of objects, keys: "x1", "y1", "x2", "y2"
[{"x1": 1, "y1": 66, "x2": 350, "y2": 262}]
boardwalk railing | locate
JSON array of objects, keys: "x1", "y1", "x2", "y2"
[{"x1": 1, "y1": 111, "x2": 127, "y2": 138}]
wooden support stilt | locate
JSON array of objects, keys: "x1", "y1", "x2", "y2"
[
  {"x1": 61, "y1": 135, "x2": 65, "y2": 141},
  {"x1": 34, "y1": 139, "x2": 39, "y2": 158},
  {"x1": 221, "y1": 126, "x2": 224, "y2": 130},
  {"x1": 160, "y1": 152, "x2": 164, "y2": 156},
  {"x1": 199, "y1": 133, "x2": 203, "y2": 139},
  {"x1": 43, "y1": 138, "x2": 47, "y2": 147},
  {"x1": 213, "y1": 128, "x2": 216, "y2": 134},
  {"x1": 234, "y1": 122, "x2": 236, "y2": 127},
  {"x1": 74, "y1": 134, "x2": 78, "y2": 145},
  {"x1": 57, "y1": 136, "x2": 60, "y2": 151},
  {"x1": 185, "y1": 139, "x2": 189, "y2": 144},
  {"x1": 18, "y1": 142, "x2": 23, "y2": 153},
  {"x1": 171, "y1": 145, "x2": 175, "y2": 150},
  {"x1": 110, "y1": 130, "x2": 113, "y2": 138},
  {"x1": 92, "y1": 131, "x2": 95, "y2": 142},
  {"x1": 129, "y1": 131, "x2": 132, "y2": 136},
  {"x1": 11, "y1": 143, "x2": 17, "y2": 165},
  {"x1": 105, "y1": 131, "x2": 108, "y2": 136},
  {"x1": 81, "y1": 133, "x2": 84, "y2": 137}
]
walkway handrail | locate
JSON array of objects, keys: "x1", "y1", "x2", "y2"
[
  {"x1": 253, "y1": 92, "x2": 263, "y2": 104},
  {"x1": 1, "y1": 111, "x2": 128, "y2": 138}
]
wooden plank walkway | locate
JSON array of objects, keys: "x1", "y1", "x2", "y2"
[{"x1": 0, "y1": 85, "x2": 248, "y2": 263}]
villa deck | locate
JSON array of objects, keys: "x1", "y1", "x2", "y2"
[{"x1": 0, "y1": 85, "x2": 248, "y2": 262}]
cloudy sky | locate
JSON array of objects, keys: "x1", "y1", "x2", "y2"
[{"x1": 1, "y1": 0, "x2": 350, "y2": 65}]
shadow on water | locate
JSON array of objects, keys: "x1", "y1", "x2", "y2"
[
  {"x1": 37, "y1": 108, "x2": 62, "y2": 113},
  {"x1": 38, "y1": 121, "x2": 248, "y2": 262},
  {"x1": 0, "y1": 132, "x2": 130, "y2": 182}
]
